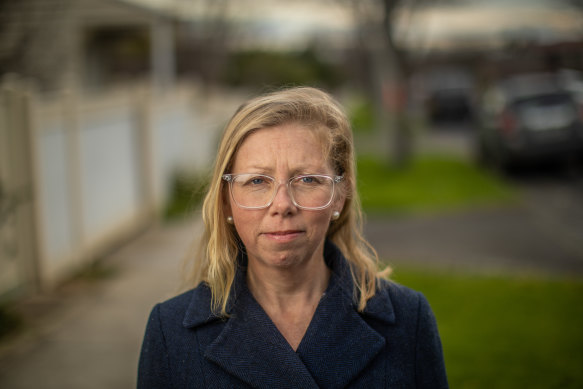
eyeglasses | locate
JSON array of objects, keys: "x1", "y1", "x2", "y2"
[{"x1": 222, "y1": 173, "x2": 343, "y2": 210}]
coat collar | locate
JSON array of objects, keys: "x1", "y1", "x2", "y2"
[{"x1": 182, "y1": 241, "x2": 395, "y2": 388}]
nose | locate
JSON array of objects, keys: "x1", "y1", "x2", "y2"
[{"x1": 269, "y1": 182, "x2": 296, "y2": 215}]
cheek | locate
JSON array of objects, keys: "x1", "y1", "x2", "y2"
[
  {"x1": 308, "y1": 211, "x2": 334, "y2": 235},
  {"x1": 231, "y1": 209, "x2": 260, "y2": 242}
]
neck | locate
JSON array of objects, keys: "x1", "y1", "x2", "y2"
[
  {"x1": 246, "y1": 255, "x2": 330, "y2": 313},
  {"x1": 245, "y1": 248, "x2": 331, "y2": 351}
]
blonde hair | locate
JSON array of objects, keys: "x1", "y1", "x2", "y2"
[{"x1": 186, "y1": 87, "x2": 389, "y2": 316}]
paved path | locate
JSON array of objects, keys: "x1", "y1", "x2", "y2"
[{"x1": 0, "y1": 218, "x2": 201, "y2": 389}]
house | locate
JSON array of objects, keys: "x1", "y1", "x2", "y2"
[{"x1": 0, "y1": 0, "x2": 229, "y2": 299}]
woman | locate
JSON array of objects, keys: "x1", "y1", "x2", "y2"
[{"x1": 138, "y1": 87, "x2": 448, "y2": 388}]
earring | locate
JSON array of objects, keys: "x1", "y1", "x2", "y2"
[
  {"x1": 226, "y1": 216, "x2": 234, "y2": 224},
  {"x1": 331, "y1": 211, "x2": 340, "y2": 221}
]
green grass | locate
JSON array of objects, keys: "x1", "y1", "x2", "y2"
[
  {"x1": 349, "y1": 98, "x2": 376, "y2": 134},
  {"x1": 357, "y1": 154, "x2": 517, "y2": 214},
  {"x1": 390, "y1": 267, "x2": 583, "y2": 388}
]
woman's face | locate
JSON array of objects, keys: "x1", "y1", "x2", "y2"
[{"x1": 226, "y1": 123, "x2": 345, "y2": 270}]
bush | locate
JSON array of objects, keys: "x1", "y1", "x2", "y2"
[
  {"x1": 221, "y1": 48, "x2": 346, "y2": 90},
  {"x1": 0, "y1": 304, "x2": 22, "y2": 341},
  {"x1": 164, "y1": 172, "x2": 209, "y2": 220}
]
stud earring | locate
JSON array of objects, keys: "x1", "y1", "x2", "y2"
[
  {"x1": 331, "y1": 211, "x2": 340, "y2": 221},
  {"x1": 226, "y1": 216, "x2": 234, "y2": 224}
]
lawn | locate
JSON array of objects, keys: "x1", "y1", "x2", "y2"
[
  {"x1": 358, "y1": 154, "x2": 582, "y2": 387},
  {"x1": 357, "y1": 154, "x2": 517, "y2": 214},
  {"x1": 391, "y1": 268, "x2": 583, "y2": 388}
]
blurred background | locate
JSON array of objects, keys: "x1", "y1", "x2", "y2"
[{"x1": 1, "y1": 0, "x2": 583, "y2": 387}]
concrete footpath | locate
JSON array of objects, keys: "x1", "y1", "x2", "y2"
[{"x1": 0, "y1": 218, "x2": 201, "y2": 389}]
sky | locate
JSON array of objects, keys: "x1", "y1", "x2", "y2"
[
  {"x1": 120, "y1": 0, "x2": 583, "y2": 51},
  {"x1": 396, "y1": 2, "x2": 583, "y2": 51},
  {"x1": 121, "y1": 0, "x2": 356, "y2": 49}
]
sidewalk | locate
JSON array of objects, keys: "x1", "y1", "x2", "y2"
[{"x1": 0, "y1": 217, "x2": 201, "y2": 389}]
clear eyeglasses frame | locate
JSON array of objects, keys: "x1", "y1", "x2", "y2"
[{"x1": 222, "y1": 173, "x2": 343, "y2": 210}]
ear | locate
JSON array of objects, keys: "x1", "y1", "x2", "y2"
[
  {"x1": 222, "y1": 184, "x2": 233, "y2": 218},
  {"x1": 332, "y1": 190, "x2": 346, "y2": 216}
]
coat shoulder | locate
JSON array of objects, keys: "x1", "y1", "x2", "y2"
[
  {"x1": 156, "y1": 288, "x2": 197, "y2": 318},
  {"x1": 384, "y1": 279, "x2": 424, "y2": 307},
  {"x1": 360, "y1": 278, "x2": 425, "y2": 325},
  {"x1": 372, "y1": 279, "x2": 449, "y2": 388},
  {"x1": 139, "y1": 285, "x2": 214, "y2": 388},
  {"x1": 154, "y1": 283, "x2": 213, "y2": 327},
  {"x1": 375, "y1": 278, "x2": 425, "y2": 315},
  {"x1": 381, "y1": 278, "x2": 419, "y2": 296}
]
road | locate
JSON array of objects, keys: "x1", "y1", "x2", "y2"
[{"x1": 368, "y1": 126, "x2": 583, "y2": 276}]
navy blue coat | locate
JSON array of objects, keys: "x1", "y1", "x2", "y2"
[{"x1": 138, "y1": 242, "x2": 448, "y2": 388}]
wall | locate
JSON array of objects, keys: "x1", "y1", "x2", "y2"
[{"x1": 0, "y1": 79, "x2": 218, "y2": 297}]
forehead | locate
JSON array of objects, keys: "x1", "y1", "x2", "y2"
[{"x1": 232, "y1": 123, "x2": 331, "y2": 173}]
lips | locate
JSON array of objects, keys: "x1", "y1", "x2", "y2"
[
  {"x1": 268, "y1": 230, "x2": 301, "y2": 235},
  {"x1": 263, "y1": 230, "x2": 304, "y2": 242}
]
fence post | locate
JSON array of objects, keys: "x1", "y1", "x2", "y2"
[
  {"x1": 0, "y1": 77, "x2": 42, "y2": 296},
  {"x1": 21, "y1": 80, "x2": 44, "y2": 292},
  {"x1": 135, "y1": 83, "x2": 158, "y2": 218},
  {"x1": 62, "y1": 85, "x2": 86, "y2": 261}
]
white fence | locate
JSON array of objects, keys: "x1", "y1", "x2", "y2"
[{"x1": 0, "y1": 79, "x2": 230, "y2": 298}]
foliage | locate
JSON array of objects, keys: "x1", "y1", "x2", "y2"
[
  {"x1": 348, "y1": 98, "x2": 376, "y2": 133},
  {"x1": 391, "y1": 267, "x2": 583, "y2": 388},
  {"x1": 72, "y1": 261, "x2": 118, "y2": 281},
  {"x1": 0, "y1": 304, "x2": 22, "y2": 341},
  {"x1": 164, "y1": 172, "x2": 209, "y2": 220},
  {"x1": 221, "y1": 48, "x2": 346, "y2": 90},
  {"x1": 357, "y1": 154, "x2": 517, "y2": 214}
]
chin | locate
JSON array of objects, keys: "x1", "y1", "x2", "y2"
[
  {"x1": 253, "y1": 249, "x2": 307, "y2": 269},
  {"x1": 269, "y1": 251, "x2": 303, "y2": 267}
]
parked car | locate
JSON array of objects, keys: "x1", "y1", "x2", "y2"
[
  {"x1": 420, "y1": 67, "x2": 476, "y2": 124},
  {"x1": 476, "y1": 72, "x2": 583, "y2": 171},
  {"x1": 427, "y1": 87, "x2": 474, "y2": 124}
]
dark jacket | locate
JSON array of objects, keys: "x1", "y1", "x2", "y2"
[{"x1": 138, "y1": 241, "x2": 448, "y2": 388}]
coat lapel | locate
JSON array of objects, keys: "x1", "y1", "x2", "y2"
[
  {"x1": 295, "y1": 244, "x2": 394, "y2": 388},
  {"x1": 203, "y1": 286, "x2": 319, "y2": 388}
]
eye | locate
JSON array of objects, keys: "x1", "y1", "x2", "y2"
[
  {"x1": 240, "y1": 175, "x2": 270, "y2": 187},
  {"x1": 296, "y1": 175, "x2": 324, "y2": 186}
]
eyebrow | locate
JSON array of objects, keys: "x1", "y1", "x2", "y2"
[{"x1": 237, "y1": 165, "x2": 330, "y2": 176}]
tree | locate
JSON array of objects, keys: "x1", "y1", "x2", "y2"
[
  {"x1": 0, "y1": 0, "x2": 74, "y2": 90},
  {"x1": 348, "y1": 0, "x2": 418, "y2": 167},
  {"x1": 349, "y1": 0, "x2": 471, "y2": 167},
  {"x1": 175, "y1": 0, "x2": 236, "y2": 87}
]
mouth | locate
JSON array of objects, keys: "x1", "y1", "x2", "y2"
[{"x1": 263, "y1": 230, "x2": 304, "y2": 242}]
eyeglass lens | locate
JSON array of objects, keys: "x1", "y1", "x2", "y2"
[{"x1": 230, "y1": 174, "x2": 334, "y2": 209}]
